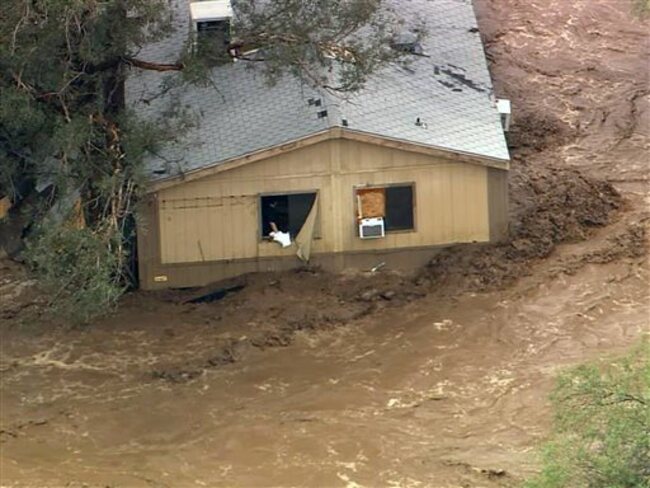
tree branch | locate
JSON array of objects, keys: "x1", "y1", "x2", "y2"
[{"x1": 122, "y1": 57, "x2": 184, "y2": 72}]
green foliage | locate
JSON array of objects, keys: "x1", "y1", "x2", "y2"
[
  {"x1": 525, "y1": 341, "x2": 650, "y2": 488},
  {"x1": 24, "y1": 223, "x2": 126, "y2": 325},
  {"x1": 0, "y1": 0, "x2": 173, "y2": 196},
  {"x1": 233, "y1": 0, "x2": 405, "y2": 91}
]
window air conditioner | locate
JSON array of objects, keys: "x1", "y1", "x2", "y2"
[{"x1": 359, "y1": 217, "x2": 385, "y2": 239}]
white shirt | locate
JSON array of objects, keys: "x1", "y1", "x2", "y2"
[{"x1": 269, "y1": 231, "x2": 291, "y2": 248}]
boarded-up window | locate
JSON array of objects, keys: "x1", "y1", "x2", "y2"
[
  {"x1": 356, "y1": 184, "x2": 414, "y2": 232},
  {"x1": 261, "y1": 193, "x2": 317, "y2": 237},
  {"x1": 356, "y1": 188, "x2": 386, "y2": 219}
]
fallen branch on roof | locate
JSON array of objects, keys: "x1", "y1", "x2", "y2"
[{"x1": 123, "y1": 57, "x2": 184, "y2": 72}]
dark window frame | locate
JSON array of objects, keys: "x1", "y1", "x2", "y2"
[
  {"x1": 354, "y1": 183, "x2": 416, "y2": 234},
  {"x1": 258, "y1": 190, "x2": 320, "y2": 241}
]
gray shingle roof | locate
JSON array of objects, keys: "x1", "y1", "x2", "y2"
[{"x1": 126, "y1": 0, "x2": 510, "y2": 182}]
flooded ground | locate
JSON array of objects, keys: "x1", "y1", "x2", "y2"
[
  {"x1": 1, "y1": 239, "x2": 647, "y2": 487},
  {"x1": 1, "y1": 0, "x2": 649, "y2": 486}
]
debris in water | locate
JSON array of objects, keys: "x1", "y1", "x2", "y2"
[{"x1": 185, "y1": 284, "x2": 245, "y2": 304}]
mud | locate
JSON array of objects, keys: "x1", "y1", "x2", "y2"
[
  {"x1": 1, "y1": 245, "x2": 647, "y2": 487},
  {"x1": 1, "y1": 0, "x2": 649, "y2": 486},
  {"x1": 105, "y1": 269, "x2": 428, "y2": 383},
  {"x1": 420, "y1": 166, "x2": 627, "y2": 291}
]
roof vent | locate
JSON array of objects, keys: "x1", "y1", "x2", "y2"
[
  {"x1": 307, "y1": 98, "x2": 322, "y2": 107},
  {"x1": 496, "y1": 98, "x2": 511, "y2": 131},
  {"x1": 190, "y1": 1, "x2": 234, "y2": 60},
  {"x1": 317, "y1": 110, "x2": 328, "y2": 119},
  {"x1": 190, "y1": 1, "x2": 233, "y2": 27},
  {"x1": 392, "y1": 32, "x2": 423, "y2": 55}
]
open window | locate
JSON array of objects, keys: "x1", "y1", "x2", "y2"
[
  {"x1": 356, "y1": 184, "x2": 414, "y2": 235},
  {"x1": 260, "y1": 192, "x2": 318, "y2": 238}
]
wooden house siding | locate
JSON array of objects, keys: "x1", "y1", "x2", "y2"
[{"x1": 138, "y1": 138, "x2": 506, "y2": 289}]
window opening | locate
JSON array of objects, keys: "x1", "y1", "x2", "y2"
[
  {"x1": 261, "y1": 193, "x2": 317, "y2": 238},
  {"x1": 356, "y1": 184, "x2": 414, "y2": 233},
  {"x1": 385, "y1": 185, "x2": 414, "y2": 231}
]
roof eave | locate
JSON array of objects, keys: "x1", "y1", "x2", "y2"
[{"x1": 145, "y1": 127, "x2": 510, "y2": 194}]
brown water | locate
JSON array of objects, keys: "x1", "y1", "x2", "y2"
[
  {"x1": 1, "y1": 242, "x2": 648, "y2": 487},
  {"x1": 1, "y1": 0, "x2": 649, "y2": 486}
]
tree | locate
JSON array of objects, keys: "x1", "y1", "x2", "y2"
[
  {"x1": 0, "y1": 0, "x2": 404, "y2": 323},
  {"x1": 525, "y1": 340, "x2": 650, "y2": 488}
]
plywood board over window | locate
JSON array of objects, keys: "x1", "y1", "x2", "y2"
[{"x1": 356, "y1": 187, "x2": 386, "y2": 219}]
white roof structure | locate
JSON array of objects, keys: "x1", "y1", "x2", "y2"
[
  {"x1": 497, "y1": 98, "x2": 511, "y2": 115},
  {"x1": 127, "y1": 0, "x2": 510, "y2": 181},
  {"x1": 189, "y1": 0, "x2": 233, "y2": 22}
]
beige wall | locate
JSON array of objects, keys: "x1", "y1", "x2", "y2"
[
  {"x1": 137, "y1": 137, "x2": 508, "y2": 288},
  {"x1": 154, "y1": 138, "x2": 490, "y2": 265}
]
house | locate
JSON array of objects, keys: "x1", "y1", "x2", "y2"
[{"x1": 128, "y1": 0, "x2": 510, "y2": 290}]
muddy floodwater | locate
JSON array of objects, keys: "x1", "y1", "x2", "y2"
[
  {"x1": 1, "y1": 0, "x2": 649, "y2": 486},
  {"x1": 1, "y1": 250, "x2": 648, "y2": 487}
]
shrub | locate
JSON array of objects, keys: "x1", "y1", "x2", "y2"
[
  {"x1": 24, "y1": 223, "x2": 126, "y2": 325},
  {"x1": 525, "y1": 340, "x2": 650, "y2": 488}
]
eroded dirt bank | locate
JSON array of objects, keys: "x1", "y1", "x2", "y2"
[{"x1": 1, "y1": 0, "x2": 649, "y2": 486}]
